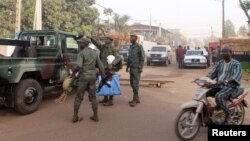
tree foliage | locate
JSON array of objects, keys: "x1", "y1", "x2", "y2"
[
  {"x1": 241, "y1": 0, "x2": 250, "y2": 10},
  {"x1": 224, "y1": 19, "x2": 236, "y2": 38},
  {"x1": 112, "y1": 13, "x2": 131, "y2": 34},
  {"x1": 168, "y1": 29, "x2": 187, "y2": 46},
  {"x1": 0, "y1": 0, "x2": 16, "y2": 38},
  {"x1": 0, "y1": 0, "x2": 99, "y2": 38},
  {"x1": 238, "y1": 25, "x2": 248, "y2": 36}
]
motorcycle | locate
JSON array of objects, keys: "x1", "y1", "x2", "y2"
[{"x1": 175, "y1": 77, "x2": 249, "y2": 140}]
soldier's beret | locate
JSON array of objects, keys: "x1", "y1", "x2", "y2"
[{"x1": 130, "y1": 32, "x2": 137, "y2": 37}]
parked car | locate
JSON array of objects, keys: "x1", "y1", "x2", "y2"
[
  {"x1": 183, "y1": 49, "x2": 208, "y2": 68},
  {"x1": 119, "y1": 44, "x2": 130, "y2": 63},
  {"x1": 147, "y1": 45, "x2": 172, "y2": 66}
]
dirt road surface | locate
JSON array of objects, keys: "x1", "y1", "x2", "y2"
[{"x1": 1, "y1": 63, "x2": 249, "y2": 141}]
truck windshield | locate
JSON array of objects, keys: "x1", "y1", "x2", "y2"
[{"x1": 151, "y1": 47, "x2": 166, "y2": 52}]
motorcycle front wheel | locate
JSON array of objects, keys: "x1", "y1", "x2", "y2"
[{"x1": 175, "y1": 108, "x2": 201, "y2": 141}]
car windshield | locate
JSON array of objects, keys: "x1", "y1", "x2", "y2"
[
  {"x1": 186, "y1": 51, "x2": 203, "y2": 56},
  {"x1": 151, "y1": 47, "x2": 166, "y2": 52}
]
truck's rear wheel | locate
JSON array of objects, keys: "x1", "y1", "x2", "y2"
[{"x1": 14, "y1": 79, "x2": 43, "y2": 115}]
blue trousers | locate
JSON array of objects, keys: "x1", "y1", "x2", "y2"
[{"x1": 215, "y1": 86, "x2": 234, "y2": 115}]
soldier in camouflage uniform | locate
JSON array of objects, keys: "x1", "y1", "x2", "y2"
[
  {"x1": 126, "y1": 33, "x2": 145, "y2": 107},
  {"x1": 89, "y1": 35, "x2": 122, "y2": 106},
  {"x1": 71, "y1": 38, "x2": 105, "y2": 123}
]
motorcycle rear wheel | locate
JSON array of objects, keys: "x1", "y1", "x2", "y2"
[
  {"x1": 175, "y1": 108, "x2": 201, "y2": 140},
  {"x1": 232, "y1": 104, "x2": 245, "y2": 125}
]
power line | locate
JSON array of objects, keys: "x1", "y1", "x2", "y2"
[
  {"x1": 95, "y1": 2, "x2": 106, "y2": 9},
  {"x1": 95, "y1": 2, "x2": 150, "y2": 22}
]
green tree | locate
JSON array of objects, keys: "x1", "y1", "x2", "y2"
[
  {"x1": 238, "y1": 25, "x2": 248, "y2": 36},
  {"x1": 224, "y1": 19, "x2": 236, "y2": 38},
  {"x1": 0, "y1": 0, "x2": 15, "y2": 38},
  {"x1": 0, "y1": 0, "x2": 99, "y2": 37},
  {"x1": 21, "y1": 0, "x2": 35, "y2": 31},
  {"x1": 239, "y1": 0, "x2": 250, "y2": 35},
  {"x1": 104, "y1": 8, "x2": 113, "y2": 17},
  {"x1": 168, "y1": 29, "x2": 187, "y2": 46},
  {"x1": 112, "y1": 13, "x2": 131, "y2": 34}
]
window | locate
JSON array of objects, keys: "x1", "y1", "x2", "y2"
[
  {"x1": 66, "y1": 37, "x2": 78, "y2": 49},
  {"x1": 60, "y1": 34, "x2": 78, "y2": 53},
  {"x1": 19, "y1": 34, "x2": 56, "y2": 47},
  {"x1": 46, "y1": 36, "x2": 56, "y2": 47},
  {"x1": 186, "y1": 51, "x2": 203, "y2": 56}
]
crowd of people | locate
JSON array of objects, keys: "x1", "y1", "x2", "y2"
[
  {"x1": 69, "y1": 33, "x2": 243, "y2": 125},
  {"x1": 175, "y1": 45, "x2": 222, "y2": 69}
]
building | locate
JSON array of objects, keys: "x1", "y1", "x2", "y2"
[{"x1": 130, "y1": 23, "x2": 170, "y2": 43}]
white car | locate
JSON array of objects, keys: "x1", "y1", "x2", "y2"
[
  {"x1": 147, "y1": 45, "x2": 172, "y2": 66},
  {"x1": 183, "y1": 49, "x2": 208, "y2": 68}
]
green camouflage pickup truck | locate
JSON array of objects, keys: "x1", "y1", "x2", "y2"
[{"x1": 0, "y1": 30, "x2": 79, "y2": 114}]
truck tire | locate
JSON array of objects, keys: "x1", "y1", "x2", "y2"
[
  {"x1": 14, "y1": 79, "x2": 43, "y2": 115},
  {"x1": 164, "y1": 59, "x2": 169, "y2": 66}
]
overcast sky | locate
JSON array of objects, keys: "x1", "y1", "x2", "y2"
[{"x1": 95, "y1": 0, "x2": 248, "y2": 39}]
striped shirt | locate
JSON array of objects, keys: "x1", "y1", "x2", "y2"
[{"x1": 207, "y1": 59, "x2": 242, "y2": 84}]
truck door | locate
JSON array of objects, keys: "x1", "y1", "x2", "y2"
[{"x1": 60, "y1": 34, "x2": 78, "y2": 70}]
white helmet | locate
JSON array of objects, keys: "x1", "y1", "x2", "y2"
[{"x1": 107, "y1": 55, "x2": 115, "y2": 64}]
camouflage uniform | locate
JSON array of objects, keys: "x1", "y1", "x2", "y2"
[
  {"x1": 127, "y1": 41, "x2": 145, "y2": 107},
  {"x1": 90, "y1": 37, "x2": 122, "y2": 106},
  {"x1": 72, "y1": 39, "x2": 105, "y2": 122}
]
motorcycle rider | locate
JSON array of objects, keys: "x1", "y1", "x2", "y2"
[{"x1": 206, "y1": 46, "x2": 242, "y2": 123}]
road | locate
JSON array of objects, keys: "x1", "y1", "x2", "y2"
[{"x1": 0, "y1": 63, "x2": 250, "y2": 141}]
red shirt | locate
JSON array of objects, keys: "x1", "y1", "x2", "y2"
[{"x1": 177, "y1": 48, "x2": 185, "y2": 58}]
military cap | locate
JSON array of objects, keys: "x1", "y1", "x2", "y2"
[
  {"x1": 130, "y1": 32, "x2": 137, "y2": 37},
  {"x1": 77, "y1": 38, "x2": 90, "y2": 44}
]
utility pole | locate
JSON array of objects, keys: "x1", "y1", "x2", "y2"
[
  {"x1": 33, "y1": 0, "x2": 42, "y2": 30},
  {"x1": 211, "y1": 26, "x2": 214, "y2": 41},
  {"x1": 15, "y1": 0, "x2": 21, "y2": 32},
  {"x1": 222, "y1": 0, "x2": 225, "y2": 38},
  {"x1": 150, "y1": 14, "x2": 152, "y2": 34}
]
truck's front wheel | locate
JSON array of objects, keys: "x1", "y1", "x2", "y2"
[{"x1": 14, "y1": 79, "x2": 43, "y2": 115}]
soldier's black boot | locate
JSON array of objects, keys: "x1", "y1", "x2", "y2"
[
  {"x1": 103, "y1": 96, "x2": 114, "y2": 106},
  {"x1": 129, "y1": 93, "x2": 140, "y2": 107},
  {"x1": 99, "y1": 96, "x2": 108, "y2": 103},
  {"x1": 90, "y1": 107, "x2": 99, "y2": 122},
  {"x1": 129, "y1": 95, "x2": 136, "y2": 104},
  {"x1": 129, "y1": 94, "x2": 140, "y2": 104},
  {"x1": 72, "y1": 107, "x2": 82, "y2": 123}
]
